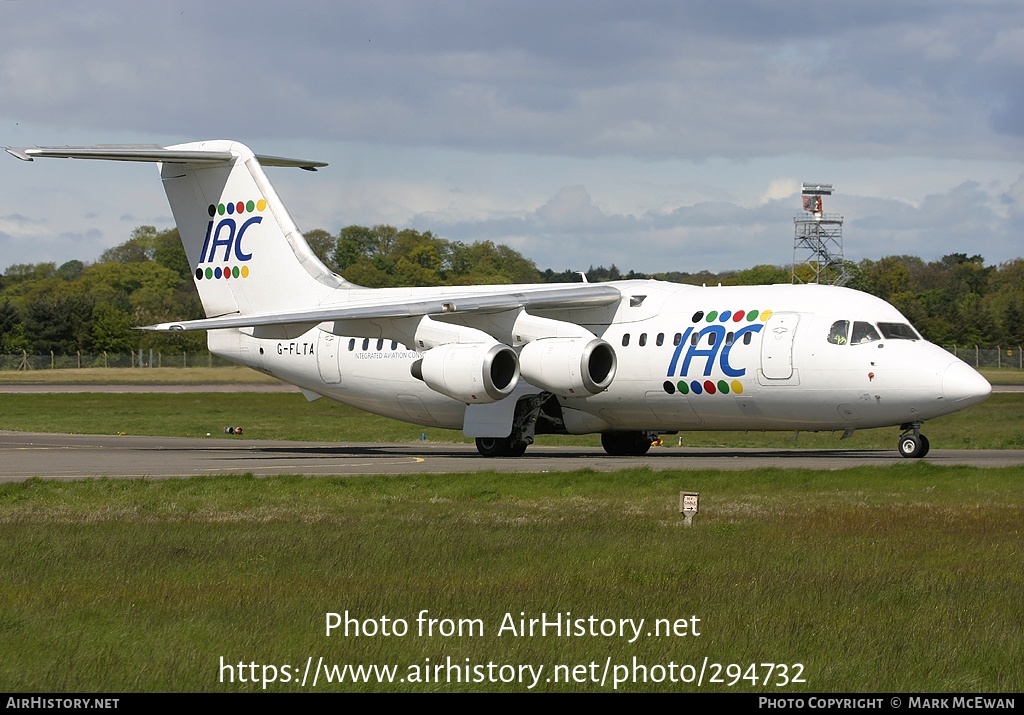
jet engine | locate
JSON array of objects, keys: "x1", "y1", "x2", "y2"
[
  {"x1": 411, "y1": 342, "x2": 519, "y2": 403},
  {"x1": 518, "y1": 337, "x2": 616, "y2": 397}
]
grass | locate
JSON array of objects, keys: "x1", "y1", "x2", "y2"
[
  {"x1": 0, "y1": 366, "x2": 280, "y2": 384},
  {"x1": 0, "y1": 366, "x2": 1019, "y2": 694},
  {"x1": 978, "y1": 367, "x2": 1024, "y2": 385},
  {"x1": 0, "y1": 391, "x2": 1019, "y2": 450},
  {"x1": 0, "y1": 465, "x2": 1021, "y2": 692}
]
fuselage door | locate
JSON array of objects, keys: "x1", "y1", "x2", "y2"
[
  {"x1": 316, "y1": 330, "x2": 344, "y2": 385},
  {"x1": 760, "y1": 313, "x2": 799, "y2": 379}
]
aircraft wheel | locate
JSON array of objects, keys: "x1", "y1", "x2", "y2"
[
  {"x1": 601, "y1": 432, "x2": 653, "y2": 456},
  {"x1": 918, "y1": 434, "x2": 930, "y2": 458},
  {"x1": 475, "y1": 436, "x2": 528, "y2": 457},
  {"x1": 476, "y1": 437, "x2": 507, "y2": 457},
  {"x1": 601, "y1": 433, "x2": 627, "y2": 456},
  {"x1": 628, "y1": 433, "x2": 653, "y2": 456},
  {"x1": 507, "y1": 439, "x2": 528, "y2": 458},
  {"x1": 898, "y1": 433, "x2": 927, "y2": 459}
]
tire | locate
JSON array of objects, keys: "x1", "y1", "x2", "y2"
[
  {"x1": 506, "y1": 439, "x2": 528, "y2": 457},
  {"x1": 918, "y1": 434, "x2": 930, "y2": 458},
  {"x1": 898, "y1": 433, "x2": 926, "y2": 459},
  {"x1": 475, "y1": 436, "x2": 529, "y2": 457},
  {"x1": 601, "y1": 432, "x2": 653, "y2": 456},
  {"x1": 476, "y1": 437, "x2": 507, "y2": 457}
]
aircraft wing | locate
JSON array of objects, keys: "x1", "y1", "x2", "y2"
[{"x1": 142, "y1": 284, "x2": 622, "y2": 331}]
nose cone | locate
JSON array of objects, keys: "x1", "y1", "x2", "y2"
[{"x1": 942, "y1": 362, "x2": 992, "y2": 407}]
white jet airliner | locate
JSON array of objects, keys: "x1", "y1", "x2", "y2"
[{"x1": 5, "y1": 141, "x2": 992, "y2": 458}]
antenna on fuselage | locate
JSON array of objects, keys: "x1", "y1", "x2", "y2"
[{"x1": 793, "y1": 183, "x2": 848, "y2": 286}]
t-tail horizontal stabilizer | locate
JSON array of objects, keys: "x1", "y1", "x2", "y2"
[{"x1": 3, "y1": 144, "x2": 327, "y2": 171}]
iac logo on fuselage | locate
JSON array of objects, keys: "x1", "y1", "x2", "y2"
[
  {"x1": 194, "y1": 199, "x2": 267, "y2": 280},
  {"x1": 663, "y1": 308, "x2": 771, "y2": 396}
]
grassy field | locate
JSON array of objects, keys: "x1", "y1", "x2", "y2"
[
  {"x1": 978, "y1": 367, "x2": 1024, "y2": 385},
  {"x1": 0, "y1": 465, "x2": 1021, "y2": 692},
  {"x1": 0, "y1": 371, "x2": 1020, "y2": 693},
  {"x1": 0, "y1": 366, "x2": 280, "y2": 384},
  {"x1": 0, "y1": 391, "x2": 1019, "y2": 450}
]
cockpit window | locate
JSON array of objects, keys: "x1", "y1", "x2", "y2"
[
  {"x1": 827, "y1": 320, "x2": 850, "y2": 345},
  {"x1": 851, "y1": 321, "x2": 881, "y2": 344},
  {"x1": 878, "y1": 322, "x2": 920, "y2": 340}
]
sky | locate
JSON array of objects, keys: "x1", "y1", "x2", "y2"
[{"x1": 0, "y1": 0, "x2": 1021, "y2": 275}]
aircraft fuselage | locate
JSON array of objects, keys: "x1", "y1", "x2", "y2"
[{"x1": 219, "y1": 280, "x2": 989, "y2": 438}]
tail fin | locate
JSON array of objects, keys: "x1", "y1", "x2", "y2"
[
  {"x1": 5, "y1": 140, "x2": 355, "y2": 318},
  {"x1": 160, "y1": 140, "x2": 353, "y2": 317}
]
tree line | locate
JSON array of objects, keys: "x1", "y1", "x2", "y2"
[{"x1": 1, "y1": 223, "x2": 1021, "y2": 356}]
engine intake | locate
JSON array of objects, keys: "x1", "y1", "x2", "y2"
[
  {"x1": 518, "y1": 337, "x2": 616, "y2": 397},
  {"x1": 411, "y1": 342, "x2": 519, "y2": 403}
]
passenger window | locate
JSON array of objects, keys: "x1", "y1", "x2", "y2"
[
  {"x1": 828, "y1": 320, "x2": 850, "y2": 345},
  {"x1": 391, "y1": 340, "x2": 398, "y2": 350},
  {"x1": 639, "y1": 333, "x2": 647, "y2": 347},
  {"x1": 690, "y1": 333, "x2": 699, "y2": 346},
  {"x1": 743, "y1": 332, "x2": 753, "y2": 345},
  {"x1": 376, "y1": 338, "x2": 384, "y2": 351},
  {"x1": 656, "y1": 333, "x2": 664, "y2": 347},
  {"x1": 851, "y1": 321, "x2": 881, "y2": 344},
  {"x1": 725, "y1": 332, "x2": 734, "y2": 346},
  {"x1": 361, "y1": 338, "x2": 369, "y2": 350},
  {"x1": 707, "y1": 332, "x2": 716, "y2": 346},
  {"x1": 622, "y1": 334, "x2": 630, "y2": 347},
  {"x1": 348, "y1": 338, "x2": 355, "y2": 351},
  {"x1": 673, "y1": 333, "x2": 682, "y2": 346}
]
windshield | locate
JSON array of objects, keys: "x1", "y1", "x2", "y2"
[
  {"x1": 878, "y1": 322, "x2": 921, "y2": 340},
  {"x1": 851, "y1": 321, "x2": 881, "y2": 344}
]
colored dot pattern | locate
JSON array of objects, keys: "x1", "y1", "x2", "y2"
[
  {"x1": 196, "y1": 265, "x2": 251, "y2": 281},
  {"x1": 691, "y1": 308, "x2": 770, "y2": 325},
  {"x1": 212, "y1": 198, "x2": 266, "y2": 217},
  {"x1": 672, "y1": 378, "x2": 745, "y2": 397}
]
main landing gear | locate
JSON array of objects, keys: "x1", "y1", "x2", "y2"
[
  {"x1": 897, "y1": 422, "x2": 930, "y2": 459},
  {"x1": 600, "y1": 431, "x2": 658, "y2": 457},
  {"x1": 475, "y1": 436, "x2": 529, "y2": 458}
]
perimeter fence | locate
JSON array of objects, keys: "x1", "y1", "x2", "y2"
[
  {"x1": 946, "y1": 346, "x2": 1024, "y2": 369},
  {"x1": 0, "y1": 351, "x2": 237, "y2": 370}
]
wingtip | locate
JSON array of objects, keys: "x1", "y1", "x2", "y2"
[{"x1": 4, "y1": 147, "x2": 34, "y2": 161}]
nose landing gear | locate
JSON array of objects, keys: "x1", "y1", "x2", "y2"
[{"x1": 898, "y1": 423, "x2": 930, "y2": 458}]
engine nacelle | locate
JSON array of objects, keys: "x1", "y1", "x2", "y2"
[
  {"x1": 411, "y1": 342, "x2": 519, "y2": 403},
  {"x1": 518, "y1": 337, "x2": 616, "y2": 397}
]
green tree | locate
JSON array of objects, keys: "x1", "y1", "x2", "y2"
[
  {"x1": 100, "y1": 225, "x2": 158, "y2": 263},
  {"x1": 151, "y1": 228, "x2": 192, "y2": 282},
  {"x1": 56, "y1": 260, "x2": 85, "y2": 281},
  {"x1": 303, "y1": 229, "x2": 338, "y2": 272},
  {"x1": 1000, "y1": 300, "x2": 1024, "y2": 347},
  {"x1": 24, "y1": 294, "x2": 95, "y2": 354},
  {"x1": 724, "y1": 264, "x2": 789, "y2": 286},
  {"x1": 91, "y1": 303, "x2": 136, "y2": 353}
]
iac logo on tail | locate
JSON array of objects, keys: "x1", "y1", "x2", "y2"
[{"x1": 195, "y1": 199, "x2": 266, "y2": 280}]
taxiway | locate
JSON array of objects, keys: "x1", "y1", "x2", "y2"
[{"x1": 1, "y1": 431, "x2": 1022, "y2": 481}]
